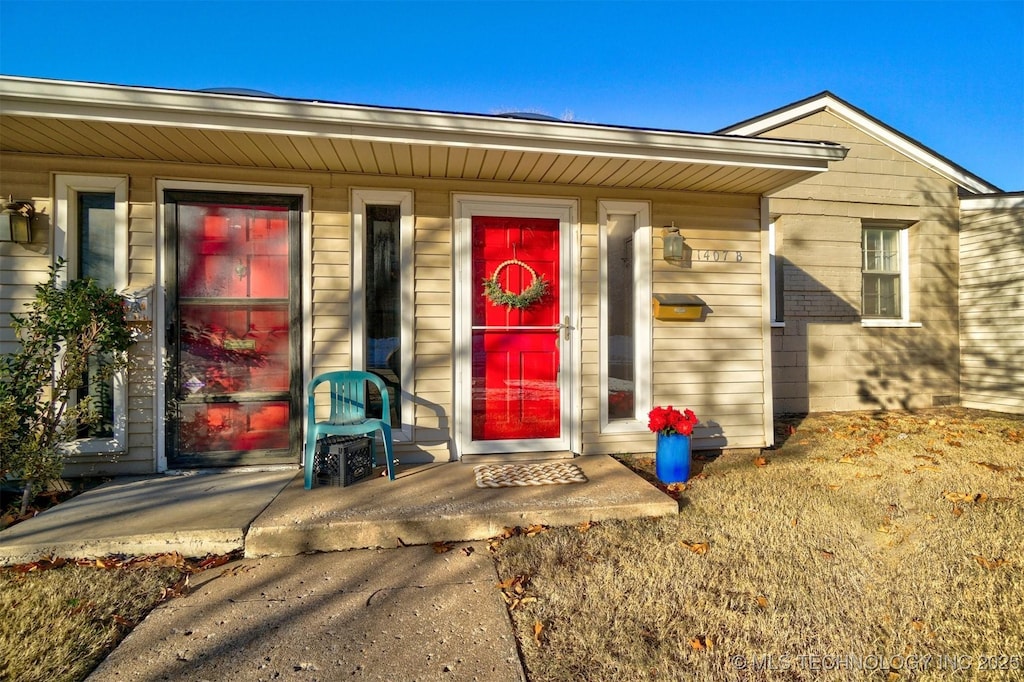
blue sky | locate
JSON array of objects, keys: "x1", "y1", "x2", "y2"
[{"x1": 2, "y1": 0, "x2": 1022, "y2": 189}]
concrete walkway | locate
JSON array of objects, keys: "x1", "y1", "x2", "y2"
[
  {"x1": 88, "y1": 545, "x2": 525, "y2": 681},
  {"x1": 1, "y1": 456, "x2": 676, "y2": 681}
]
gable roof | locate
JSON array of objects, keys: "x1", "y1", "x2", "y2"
[
  {"x1": 719, "y1": 91, "x2": 1001, "y2": 194},
  {"x1": 0, "y1": 76, "x2": 847, "y2": 195}
]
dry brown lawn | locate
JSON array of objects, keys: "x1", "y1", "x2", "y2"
[
  {"x1": 0, "y1": 553, "x2": 233, "y2": 682},
  {"x1": 493, "y1": 408, "x2": 1024, "y2": 681}
]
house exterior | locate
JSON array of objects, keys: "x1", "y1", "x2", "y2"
[
  {"x1": 0, "y1": 77, "x2": 1016, "y2": 479},
  {"x1": 721, "y1": 92, "x2": 1023, "y2": 416},
  {"x1": 958, "y1": 192, "x2": 1024, "y2": 414}
]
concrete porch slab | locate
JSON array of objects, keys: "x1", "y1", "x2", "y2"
[
  {"x1": 246, "y1": 455, "x2": 678, "y2": 557},
  {"x1": 0, "y1": 470, "x2": 294, "y2": 566}
]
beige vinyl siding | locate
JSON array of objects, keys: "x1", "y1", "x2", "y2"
[
  {"x1": 2, "y1": 149, "x2": 775, "y2": 472},
  {"x1": 959, "y1": 206, "x2": 1024, "y2": 414},
  {"x1": 759, "y1": 111, "x2": 961, "y2": 413},
  {"x1": 582, "y1": 193, "x2": 769, "y2": 454}
]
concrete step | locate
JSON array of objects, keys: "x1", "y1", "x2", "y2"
[{"x1": 246, "y1": 455, "x2": 678, "y2": 556}]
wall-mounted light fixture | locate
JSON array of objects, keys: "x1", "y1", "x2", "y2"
[
  {"x1": 662, "y1": 223, "x2": 691, "y2": 266},
  {"x1": 0, "y1": 196, "x2": 34, "y2": 243}
]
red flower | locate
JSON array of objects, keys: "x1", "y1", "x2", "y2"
[{"x1": 648, "y1": 405, "x2": 699, "y2": 436}]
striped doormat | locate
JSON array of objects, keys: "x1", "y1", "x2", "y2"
[{"x1": 474, "y1": 462, "x2": 588, "y2": 488}]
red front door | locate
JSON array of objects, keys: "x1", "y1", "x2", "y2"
[{"x1": 471, "y1": 216, "x2": 561, "y2": 440}]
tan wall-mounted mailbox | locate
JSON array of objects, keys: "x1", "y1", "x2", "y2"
[{"x1": 653, "y1": 294, "x2": 705, "y2": 321}]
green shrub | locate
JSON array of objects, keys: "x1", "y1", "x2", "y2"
[{"x1": 0, "y1": 260, "x2": 134, "y2": 513}]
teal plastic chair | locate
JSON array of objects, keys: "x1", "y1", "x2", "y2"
[{"x1": 304, "y1": 370, "x2": 395, "y2": 489}]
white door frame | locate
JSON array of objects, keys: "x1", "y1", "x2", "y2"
[
  {"x1": 154, "y1": 179, "x2": 312, "y2": 472},
  {"x1": 452, "y1": 194, "x2": 580, "y2": 457}
]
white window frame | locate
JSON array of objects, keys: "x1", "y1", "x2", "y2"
[
  {"x1": 53, "y1": 173, "x2": 129, "y2": 454},
  {"x1": 861, "y1": 223, "x2": 920, "y2": 328},
  {"x1": 768, "y1": 218, "x2": 785, "y2": 327},
  {"x1": 351, "y1": 189, "x2": 415, "y2": 441},
  {"x1": 599, "y1": 200, "x2": 652, "y2": 433}
]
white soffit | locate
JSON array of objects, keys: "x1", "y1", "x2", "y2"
[{"x1": 1, "y1": 76, "x2": 847, "y2": 193}]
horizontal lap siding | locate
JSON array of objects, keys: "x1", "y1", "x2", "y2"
[
  {"x1": 581, "y1": 193, "x2": 768, "y2": 455},
  {"x1": 959, "y1": 208, "x2": 1024, "y2": 414},
  {"x1": 412, "y1": 190, "x2": 453, "y2": 452},
  {"x1": 759, "y1": 112, "x2": 962, "y2": 414},
  {"x1": 3, "y1": 152, "x2": 773, "y2": 469}
]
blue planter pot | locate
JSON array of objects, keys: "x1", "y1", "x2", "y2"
[{"x1": 656, "y1": 433, "x2": 691, "y2": 484}]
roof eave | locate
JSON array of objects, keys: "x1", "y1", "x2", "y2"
[{"x1": 0, "y1": 75, "x2": 846, "y2": 173}]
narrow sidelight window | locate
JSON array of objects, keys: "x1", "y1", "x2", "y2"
[
  {"x1": 606, "y1": 213, "x2": 636, "y2": 420},
  {"x1": 599, "y1": 200, "x2": 651, "y2": 431},
  {"x1": 78, "y1": 192, "x2": 117, "y2": 437},
  {"x1": 54, "y1": 174, "x2": 128, "y2": 452},
  {"x1": 365, "y1": 204, "x2": 402, "y2": 426},
  {"x1": 352, "y1": 189, "x2": 413, "y2": 440}
]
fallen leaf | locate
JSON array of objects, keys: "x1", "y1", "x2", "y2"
[
  {"x1": 914, "y1": 465, "x2": 942, "y2": 472},
  {"x1": 755, "y1": 595, "x2": 769, "y2": 609},
  {"x1": 680, "y1": 541, "x2": 709, "y2": 555},
  {"x1": 951, "y1": 505, "x2": 964, "y2": 517},
  {"x1": 533, "y1": 621, "x2": 544, "y2": 647},
  {"x1": 432, "y1": 541, "x2": 452, "y2": 554},
  {"x1": 816, "y1": 548, "x2": 835, "y2": 559},
  {"x1": 974, "y1": 461, "x2": 1011, "y2": 473},
  {"x1": 524, "y1": 524, "x2": 548, "y2": 536},
  {"x1": 754, "y1": 456, "x2": 769, "y2": 467},
  {"x1": 826, "y1": 484, "x2": 842, "y2": 490},
  {"x1": 688, "y1": 635, "x2": 713, "y2": 650},
  {"x1": 913, "y1": 454, "x2": 939, "y2": 465},
  {"x1": 193, "y1": 553, "x2": 233, "y2": 571},
  {"x1": 877, "y1": 524, "x2": 897, "y2": 534},
  {"x1": 838, "y1": 456, "x2": 858, "y2": 464},
  {"x1": 975, "y1": 556, "x2": 1008, "y2": 570},
  {"x1": 887, "y1": 672, "x2": 901, "y2": 681},
  {"x1": 577, "y1": 520, "x2": 595, "y2": 533},
  {"x1": 943, "y1": 491, "x2": 972, "y2": 503},
  {"x1": 496, "y1": 575, "x2": 524, "y2": 591},
  {"x1": 461, "y1": 546, "x2": 475, "y2": 556},
  {"x1": 666, "y1": 482, "x2": 687, "y2": 494}
]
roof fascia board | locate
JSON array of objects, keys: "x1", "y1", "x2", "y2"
[
  {"x1": 721, "y1": 93, "x2": 1000, "y2": 195},
  {"x1": 0, "y1": 76, "x2": 845, "y2": 172},
  {"x1": 960, "y1": 193, "x2": 1024, "y2": 211}
]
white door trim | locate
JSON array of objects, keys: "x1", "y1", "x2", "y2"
[
  {"x1": 452, "y1": 194, "x2": 580, "y2": 457},
  {"x1": 154, "y1": 179, "x2": 312, "y2": 472}
]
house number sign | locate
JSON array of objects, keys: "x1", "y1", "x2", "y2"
[{"x1": 694, "y1": 249, "x2": 744, "y2": 263}]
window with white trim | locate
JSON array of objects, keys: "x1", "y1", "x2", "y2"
[
  {"x1": 599, "y1": 200, "x2": 651, "y2": 431},
  {"x1": 769, "y1": 219, "x2": 784, "y2": 324},
  {"x1": 351, "y1": 189, "x2": 414, "y2": 440},
  {"x1": 862, "y1": 224, "x2": 909, "y2": 321},
  {"x1": 54, "y1": 174, "x2": 129, "y2": 451}
]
